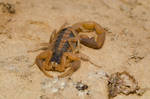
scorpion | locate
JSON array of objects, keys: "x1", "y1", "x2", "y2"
[{"x1": 29, "y1": 21, "x2": 105, "y2": 78}]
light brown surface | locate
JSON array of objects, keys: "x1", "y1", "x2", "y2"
[{"x1": 0, "y1": 0, "x2": 150, "y2": 99}]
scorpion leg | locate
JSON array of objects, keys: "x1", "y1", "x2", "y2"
[
  {"x1": 27, "y1": 29, "x2": 57, "y2": 53},
  {"x1": 49, "y1": 29, "x2": 57, "y2": 43},
  {"x1": 72, "y1": 21, "x2": 106, "y2": 49},
  {"x1": 49, "y1": 22, "x2": 68, "y2": 43},
  {"x1": 77, "y1": 52, "x2": 102, "y2": 68},
  {"x1": 68, "y1": 37, "x2": 80, "y2": 53},
  {"x1": 56, "y1": 22, "x2": 68, "y2": 33},
  {"x1": 58, "y1": 52, "x2": 81, "y2": 78},
  {"x1": 59, "y1": 22, "x2": 68, "y2": 30},
  {"x1": 27, "y1": 47, "x2": 48, "y2": 53},
  {"x1": 35, "y1": 50, "x2": 53, "y2": 78}
]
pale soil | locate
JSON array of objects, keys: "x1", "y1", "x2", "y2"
[{"x1": 0, "y1": 0, "x2": 150, "y2": 99}]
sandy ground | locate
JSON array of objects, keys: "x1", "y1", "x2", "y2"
[{"x1": 0, "y1": 0, "x2": 150, "y2": 99}]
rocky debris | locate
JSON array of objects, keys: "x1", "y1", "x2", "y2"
[
  {"x1": 41, "y1": 78, "x2": 67, "y2": 93},
  {"x1": 0, "y1": 2, "x2": 15, "y2": 14},
  {"x1": 75, "y1": 81, "x2": 88, "y2": 91},
  {"x1": 107, "y1": 71, "x2": 145, "y2": 99},
  {"x1": 40, "y1": 95, "x2": 49, "y2": 99}
]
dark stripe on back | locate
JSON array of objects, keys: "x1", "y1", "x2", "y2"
[
  {"x1": 53, "y1": 28, "x2": 67, "y2": 50},
  {"x1": 50, "y1": 28, "x2": 75, "y2": 64}
]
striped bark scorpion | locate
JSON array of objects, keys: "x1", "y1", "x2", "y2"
[{"x1": 29, "y1": 21, "x2": 105, "y2": 78}]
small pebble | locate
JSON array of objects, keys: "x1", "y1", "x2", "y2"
[
  {"x1": 60, "y1": 82, "x2": 66, "y2": 90},
  {"x1": 51, "y1": 88, "x2": 59, "y2": 93},
  {"x1": 75, "y1": 82, "x2": 88, "y2": 91}
]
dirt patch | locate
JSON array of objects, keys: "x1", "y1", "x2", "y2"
[{"x1": 108, "y1": 71, "x2": 146, "y2": 99}]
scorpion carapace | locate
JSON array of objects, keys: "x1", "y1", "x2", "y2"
[{"x1": 50, "y1": 27, "x2": 77, "y2": 64}]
